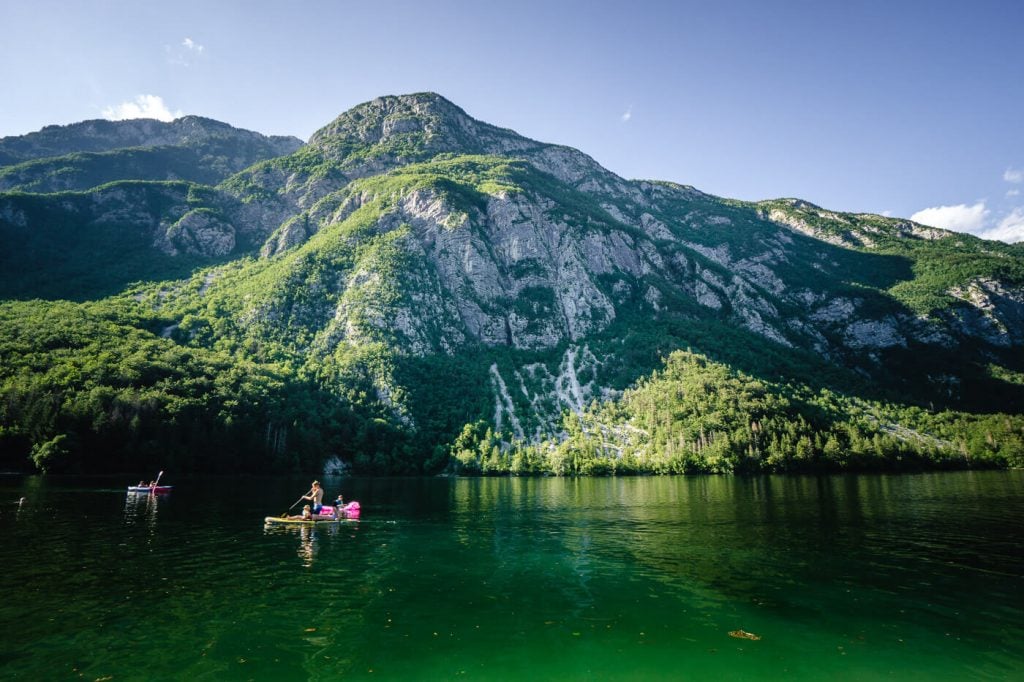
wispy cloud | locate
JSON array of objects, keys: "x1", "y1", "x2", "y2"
[
  {"x1": 101, "y1": 95, "x2": 182, "y2": 122},
  {"x1": 911, "y1": 200, "x2": 1024, "y2": 243},
  {"x1": 910, "y1": 202, "x2": 988, "y2": 233},
  {"x1": 166, "y1": 37, "x2": 206, "y2": 66},
  {"x1": 910, "y1": 168, "x2": 1024, "y2": 243},
  {"x1": 621, "y1": 105, "x2": 633, "y2": 123},
  {"x1": 983, "y1": 207, "x2": 1024, "y2": 243}
]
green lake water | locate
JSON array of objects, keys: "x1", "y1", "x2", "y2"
[{"x1": 1, "y1": 472, "x2": 1021, "y2": 681}]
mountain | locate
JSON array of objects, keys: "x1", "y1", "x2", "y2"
[
  {"x1": 0, "y1": 117, "x2": 302, "y2": 299},
  {"x1": 1, "y1": 93, "x2": 1022, "y2": 474},
  {"x1": 0, "y1": 115, "x2": 301, "y2": 170}
]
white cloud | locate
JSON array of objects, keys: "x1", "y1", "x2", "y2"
[
  {"x1": 1007, "y1": 189, "x2": 1020, "y2": 198},
  {"x1": 101, "y1": 95, "x2": 182, "y2": 122},
  {"x1": 912, "y1": 201, "x2": 1024, "y2": 243},
  {"x1": 881, "y1": 210, "x2": 893, "y2": 217},
  {"x1": 621, "y1": 105, "x2": 633, "y2": 123},
  {"x1": 166, "y1": 37, "x2": 206, "y2": 66},
  {"x1": 1004, "y1": 167, "x2": 1024, "y2": 183},
  {"x1": 910, "y1": 202, "x2": 988, "y2": 233},
  {"x1": 982, "y1": 207, "x2": 1024, "y2": 243}
]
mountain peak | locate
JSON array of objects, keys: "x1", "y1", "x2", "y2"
[
  {"x1": 314, "y1": 92, "x2": 468, "y2": 131},
  {"x1": 304, "y1": 92, "x2": 618, "y2": 190},
  {"x1": 307, "y1": 92, "x2": 481, "y2": 160}
]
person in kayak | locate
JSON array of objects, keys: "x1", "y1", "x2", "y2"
[{"x1": 302, "y1": 481, "x2": 324, "y2": 514}]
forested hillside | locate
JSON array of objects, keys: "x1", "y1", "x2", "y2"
[{"x1": 1, "y1": 94, "x2": 1022, "y2": 474}]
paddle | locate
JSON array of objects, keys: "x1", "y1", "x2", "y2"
[
  {"x1": 153, "y1": 470, "x2": 164, "y2": 487},
  {"x1": 283, "y1": 488, "x2": 313, "y2": 518}
]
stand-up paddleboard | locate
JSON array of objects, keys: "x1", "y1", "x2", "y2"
[{"x1": 264, "y1": 501, "x2": 361, "y2": 525}]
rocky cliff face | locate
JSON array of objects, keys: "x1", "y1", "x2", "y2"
[{"x1": 230, "y1": 92, "x2": 1024, "y2": 360}]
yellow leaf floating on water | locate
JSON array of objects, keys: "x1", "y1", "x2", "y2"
[
  {"x1": 305, "y1": 628, "x2": 317, "y2": 632},
  {"x1": 729, "y1": 629, "x2": 761, "y2": 641}
]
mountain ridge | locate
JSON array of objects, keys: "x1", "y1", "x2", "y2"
[
  {"x1": 0, "y1": 115, "x2": 302, "y2": 164},
  {"x1": 0, "y1": 92, "x2": 1022, "y2": 474}
]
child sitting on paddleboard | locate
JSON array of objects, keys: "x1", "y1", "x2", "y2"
[{"x1": 288, "y1": 505, "x2": 312, "y2": 520}]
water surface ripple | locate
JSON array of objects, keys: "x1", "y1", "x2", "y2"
[{"x1": 1, "y1": 472, "x2": 1021, "y2": 680}]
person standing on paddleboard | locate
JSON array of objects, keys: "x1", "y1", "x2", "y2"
[{"x1": 303, "y1": 481, "x2": 324, "y2": 514}]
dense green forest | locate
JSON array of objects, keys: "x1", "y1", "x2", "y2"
[
  {"x1": 451, "y1": 350, "x2": 1024, "y2": 475},
  {"x1": 2, "y1": 292, "x2": 1021, "y2": 475},
  {"x1": 0, "y1": 298, "x2": 426, "y2": 474}
]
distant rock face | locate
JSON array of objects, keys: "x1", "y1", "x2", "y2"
[
  {"x1": 486, "y1": 345, "x2": 605, "y2": 441},
  {"x1": 947, "y1": 278, "x2": 1024, "y2": 347},
  {"x1": 843, "y1": 319, "x2": 906, "y2": 349},
  {"x1": 767, "y1": 206, "x2": 853, "y2": 247},
  {"x1": 161, "y1": 210, "x2": 236, "y2": 257},
  {"x1": 810, "y1": 297, "x2": 858, "y2": 323}
]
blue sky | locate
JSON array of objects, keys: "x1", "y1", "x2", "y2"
[{"x1": 2, "y1": 0, "x2": 1022, "y2": 241}]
